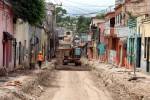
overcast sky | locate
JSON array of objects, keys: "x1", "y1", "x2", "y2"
[{"x1": 46, "y1": 0, "x2": 115, "y2": 16}]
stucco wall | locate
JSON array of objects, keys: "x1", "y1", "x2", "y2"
[
  {"x1": 14, "y1": 19, "x2": 30, "y2": 48},
  {"x1": 140, "y1": 45, "x2": 147, "y2": 72},
  {"x1": 142, "y1": 23, "x2": 150, "y2": 37},
  {"x1": 14, "y1": 19, "x2": 30, "y2": 66},
  {"x1": 138, "y1": 16, "x2": 150, "y2": 73},
  {"x1": 0, "y1": 3, "x2": 14, "y2": 68},
  {"x1": 98, "y1": 22, "x2": 105, "y2": 43},
  {"x1": 0, "y1": 7, "x2": 3, "y2": 67}
]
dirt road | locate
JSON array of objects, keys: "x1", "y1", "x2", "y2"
[{"x1": 38, "y1": 66, "x2": 113, "y2": 100}]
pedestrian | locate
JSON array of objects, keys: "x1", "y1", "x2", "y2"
[
  {"x1": 37, "y1": 51, "x2": 44, "y2": 69},
  {"x1": 97, "y1": 42, "x2": 106, "y2": 63}
]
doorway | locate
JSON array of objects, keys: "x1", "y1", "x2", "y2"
[
  {"x1": 146, "y1": 37, "x2": 150, "y2": 72},
  {"x1": 136, "y1": 37, "x2": 141, "y2": 68}
]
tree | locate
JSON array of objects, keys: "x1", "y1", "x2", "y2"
[
  {"x1": 77, "y1": 16, "x2": 91, "y2": 33},
  {"x1": 10, "y1": 0, "x2": 46, "y2": 25},
  {"x1": 55, "y1": 7, "x2": 67, "y2": 24},
  {"x1": 96, "y1": 13, "x2": 105, "y2": 19}
]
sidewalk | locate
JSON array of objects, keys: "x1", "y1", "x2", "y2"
[
  {"x1": 0, "y1": 60, "x2": 56, "y2": 100},
  {"x1": 82, "y1": 58, "x2": 150, "y2": 100}
]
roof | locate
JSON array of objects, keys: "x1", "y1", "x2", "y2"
[{"x1": 114, "y1": 4, "x2": 123, "y2": 10}]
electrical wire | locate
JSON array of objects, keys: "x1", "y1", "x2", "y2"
[
  {"x1": 63, "y1": 5, "x2": 100, "y2": 14},
  {"x1": 64, "y1": 0, "x2": 114, "y2": 7},
  {"x1": 59, "y1": 0, "x2": 115, "y2": 16},
  {"x1": 63, "y1": 7, "x2": 90, "y2": 14},
  {"x1": 62, "y1": 1, "x2": 98, "y2": 12},
  {"x1": 66, "y1": 11, "x2": 104, "y2": 16},
  {"x1": 62, "y1": 5, "x2": 107, "y2": 15}
]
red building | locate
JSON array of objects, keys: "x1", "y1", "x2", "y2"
[
  {"x1": 0, "y1": 0, "x2": 14, "y2": 71},
  {"x1": 104, "y1": 11, "x2": 119, "y2": 64},
  {"x1": 114, "y1": 3, "x2": 128, "y2": 68},
  {"x1": 97, "y1": 21, "x2": 107, "y2": 62}
]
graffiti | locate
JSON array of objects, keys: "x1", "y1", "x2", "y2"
[{"x1": 109, "y1": 50, "x2": 116, "y2": 64}]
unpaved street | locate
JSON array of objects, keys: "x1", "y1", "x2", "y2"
[{"x1": 38, "y1": 66, "x2": 113, "y2": 100}]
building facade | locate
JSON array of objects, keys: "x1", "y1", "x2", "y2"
[
  {"x1": 0, "y1": 0, "x2": 14, "y2": 71},
  {"x1": 14, "y1": 19, "x2": 30, "y2": 69},
  {"x1": 104, "y1": 12, "x2": 117, "y2": 64}
]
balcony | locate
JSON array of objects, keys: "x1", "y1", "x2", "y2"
[
  {"x1": 104, "y1": 27, "x2": 115, "y2": 37},
  {"x1": 114, "y1": 27, "x2": 130, "y2": 37}
]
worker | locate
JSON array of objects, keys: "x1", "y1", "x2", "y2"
[{"x1": 37, "y1": 51, "x2": 44, "y2": 69}]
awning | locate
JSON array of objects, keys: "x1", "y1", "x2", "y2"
[{"x1": 3, "y1": 32, "x2": 14, "y2": 40}]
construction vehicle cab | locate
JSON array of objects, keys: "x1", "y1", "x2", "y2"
[{"x1": 63, "y1": 47, "x2": 82, "y2": 66}]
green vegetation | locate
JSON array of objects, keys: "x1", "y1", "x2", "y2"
[
  {"x1": 10, "y1": 0, "x2": 46, "y2": 25},
  {"x1": 56, "y1": 7, "x2": 67, "y2": 24},
  {"x1": 77, "y1": 16, "x2": 91, "y2": 33},
  {"x1": 96, "y1": 13, "x2": 105, "y2": 19},
  {"x1": 55, "y1": 7, "x2": 77, "y2": 31}
]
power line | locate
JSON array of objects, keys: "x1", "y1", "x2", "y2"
[
  {"x1": 58, "y1": 0, "x2": 121, "y2": 16},
  {"x1": 60, "y1": 0, "x2": 115, "y2": 15},
  {"x1": 63, "y1": 7, "x2": 89, "y2": 14},
  {"x1": 63, "y1": 5, "x2": 111, "y2": 8},
  {"x1": 66, "y1": 11, "x2": 103, "y2": 16},
  {"x1": 61, "y1": 2, "x2": 110, "y2": 15},
  {"x1": 65, "y1": 0, "x2": 114, "y2": 7},
  {"x1": 65, "y1": 8, "x2": 106, "y2": 16},
  {"x1": 63, "y1": 5, "x2": 99, "y2": 14}
]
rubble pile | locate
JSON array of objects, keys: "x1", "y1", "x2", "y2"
[
  {"x1": 82, "y1": 58, "x2": 150, "y2": 100},
  {"x1": 0, "y1": 61, "x2": 56, "y2": 100}
]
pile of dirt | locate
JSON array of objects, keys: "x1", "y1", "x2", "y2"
[
  {"x1": 0, "y1": 61, "x2": 56, "y2": 100},
  {"x1": 82, "y1": 59, "x2": 150, "y2": 100}
]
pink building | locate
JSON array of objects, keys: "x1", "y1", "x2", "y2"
[
  {"x1": 98, "y1": 22, "x2": 105, "y2": 44},
  {"x1": 0, "y1": 1, "x2": 14, "y2": 71}
]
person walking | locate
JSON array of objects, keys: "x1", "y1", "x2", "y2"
[
  {"x1": 97, "y1": 42, "x2": 106, "y2": 63},
  {"x1": 37, "y1": 51, "x2": 44, "y2": 69}
]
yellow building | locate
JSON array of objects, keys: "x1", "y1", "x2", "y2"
[{"x1": 138, "y1": 16, "x2": 150, "y2": 73}]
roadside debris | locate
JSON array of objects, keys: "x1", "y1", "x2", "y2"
[
  {"x1": 5, "y1": 80, "x2": 22, "y2": 87},
  {"x1": 12, "y1": 90, "x2": 36, "y2": 100},
  {"x1": 38, "y1": 85, "x2": 44, "y2": 92},
  {"x1": 82, "y1": 59, "x2": 150, "y2": 100}
]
